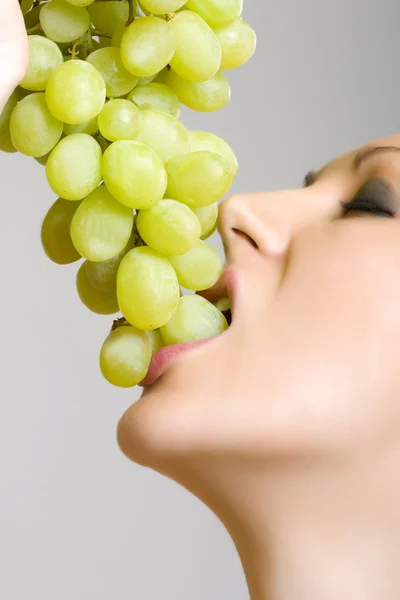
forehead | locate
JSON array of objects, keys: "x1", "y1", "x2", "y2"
[{"x1": 319, "y1": 133, "x2": 400, "y2": 179}]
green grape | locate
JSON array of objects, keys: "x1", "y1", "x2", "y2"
[
  {"x1": 86, "y1": 48, "x2": 138, "y2": 98},
  {"x1": 136, "y1": 199, "x2": 201, "y2": 256},
  {"x1": 35, "y1": 152, "x2": 51, "y2": 165},
  {"x1": 163, "y1": 68, "x2": 230, "y2": 112},
  {"x1": 76, "y1": 262, "x2": 119, "y2": 315},
  {"x1": 64, "y1": 117, "x2": 99, "y2": 136},
  {"x1": 185, "y1": 0, "x2": 242, "y2": 27},
  {"x1": 128, "y1": 83, "x2": 180, "y2": 118},
  {"x1": 9, "y1": 92, "x2": 63, "y2": 157},
  {"x1": 133, "y1": 110, "x2": 190, "y2": 164},
  {"x1": 136, "y1": 74, "x2": 159, "y2": 86},
  {"x1": 169, "y1": 11, "x2": 221, "y2": 82},
  {"x1": 120, "y1": 17, "x2": 176, "y2": 78},
  {"x1": 215, "y1": 18, "x2": 256, "y2": 70},
  {"x1": 117, "y1": 246, "x2": 180, "y2": 330},
  {"x1": 88, "y1": 1, "x2": 129, "y2": 36},
  {"x1": 169, "y1": 240, "x2": 222, "y2": 290},
  {"x1": 146, "y1": 329, "x2": 164, "y2": 354},
  {"x1": 111, "y1": 23, "x2": 129, "y2": 48},
  {"x1": 20, "y1": 36, "x2": 64, "y2": 92},
  {"x1": 0, "y1": 130, "x2": 17, "y2": 153},
  {"x1": 214, "y1": 297, "x2": 231, "y2": 312},
  {"x1": 102, "y1": 140, "x2": 167, "y2": 209},
  {"x1": 166, "y1": 151, "x2": 233, "y2": 207},
  {"x1": 160, "y1": 294, "x2": 228, "y2": 345},
  {"x1": 39, "y1": 0, "x2": 90, "y2": 43},
  {"x1": 41, "y1": 198, "x2": 81, "y2": 264},
  {"x1": 140, "y1": 0, "x2": 187, "y2": 12},
  {"x1": 0, "y1": 90, "x2": 18, "y2": 141},
  {"x1": 189, "y1": 130, "x2": 238, "y2": 176},
  {"x1": 100, "y1": 325, "x2": 152, "y2": 388},
  {"x1": 86, "y1": 232, "x2": 135, "y2": 291},
  {"x1": 65, "y1": 0, "x2": 95, "y2": 6},
  {"x1": 46, "y1": 133, "x2": 102, "y2": 201},
  {"x1": 98, "y1": 99, "x2": 142, "y2": 142},
  {"x1": 20, "y1": 0, "x2": 34, "y2": 15},
  {"x1": 46, "y1": 60, "x2": 106, "y2": 125},
  {"x1": 192, "y1": 203, "x2": 218, "y2": 239},
  {"x1": 70, "y1": 185, "x2": 134, "y2": 262}
]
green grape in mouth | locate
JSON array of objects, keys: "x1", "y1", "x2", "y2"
[{"x1": 160, "y1": 295, "x2": 229, "y2": 346}]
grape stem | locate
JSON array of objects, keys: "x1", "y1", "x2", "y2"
[
  {"x1": 111, "y1": 317, "x2": 130, "y2": 332},
  {"x1": 69, "y1": 38, "x2": 82, "y2": 60},
  {"x1": 127, "y1": 0, "x2": 135, "y2": 25},
  {"x1": 91, "y1": 29, "x2": 112, "y2": 38},
  {"x1": 165, "y1": 13, "x2": 176, "y2": 21},
  {"x1": 26, "y1": 23, "x2": 43, "y2": 35}
]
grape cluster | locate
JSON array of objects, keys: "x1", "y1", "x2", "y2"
[{"x1": 1, "y1": 0, "x2": 256, "y2": 388}]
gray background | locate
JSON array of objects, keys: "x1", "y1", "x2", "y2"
[{"x1": 1, "y1": 1, "x2": 399, "y2": 598}]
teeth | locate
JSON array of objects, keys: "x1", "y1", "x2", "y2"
[{"x1": 214, "y1": 297, "x2": 231, "y2": 312}]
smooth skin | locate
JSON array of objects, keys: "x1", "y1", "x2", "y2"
[
  {"x1": 118, "y1": 133, "x2": 400, "y2": 600},
  {"x1": 3, "y1": 4, "x2": 400, "y2": 600}
]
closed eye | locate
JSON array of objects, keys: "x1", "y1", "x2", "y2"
[
  {"x1": 340, "y1": 179, "x2": 397, "y2": 218},
  {"x1": 340, "y1": 197, "x2": 394, "y2": 217}
]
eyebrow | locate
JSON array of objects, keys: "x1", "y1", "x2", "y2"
[{"x1": 303, "y1": 145, "x2": 400, "y2": 187}]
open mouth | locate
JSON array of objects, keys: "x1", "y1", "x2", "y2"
[{"x1": 140, "y1": 269, "x2": 237, "y2": 388}]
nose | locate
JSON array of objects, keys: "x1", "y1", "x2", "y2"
[{"x1": 218, "y1": 191, "x2": 295, "y2": 262}]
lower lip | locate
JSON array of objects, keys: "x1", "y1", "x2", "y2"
[{"x1": 140, "y1": 339, "x2": 213, "y2": 388}]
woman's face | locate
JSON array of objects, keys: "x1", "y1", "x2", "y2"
[{"x1": 118, "y1": 133, "x2": 400, "y2": 484}]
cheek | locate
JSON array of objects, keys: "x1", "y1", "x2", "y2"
[{"x1": 117, "y1": 224, "x2": 400, "y2": 467}]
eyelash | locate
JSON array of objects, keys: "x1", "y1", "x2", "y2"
[{"x1": 340, "y1": 196, "x2": 394, "y2": 218}]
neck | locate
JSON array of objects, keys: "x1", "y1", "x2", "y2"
[{"x1": 198, "y1": 450, "x2": 400, "y2": 600}]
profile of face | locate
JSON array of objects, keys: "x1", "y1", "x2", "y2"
[{"x1": 117, "y1": 133, "x2": 400, "y2": 529}]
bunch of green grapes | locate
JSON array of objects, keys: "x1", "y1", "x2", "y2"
[{"x1": 1, "y1": 0, "x2": 256, "y2": 388}]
